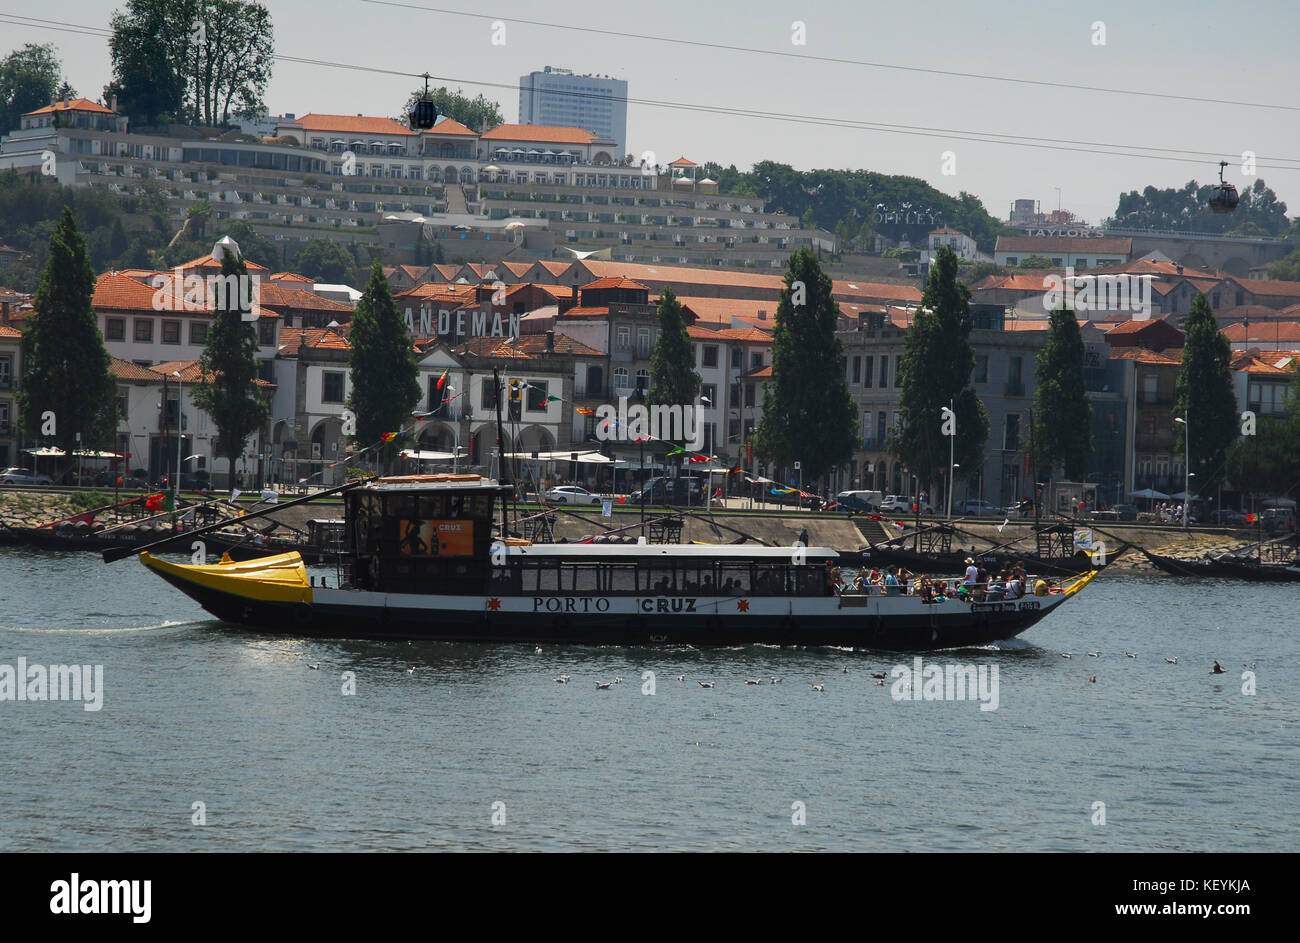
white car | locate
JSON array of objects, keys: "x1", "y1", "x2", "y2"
[
  {"x1": 880, "y1": 494, "x2": 934, "y2": 514},
  {"x1": 544, "y1": 485, "x2": 602, "y2": 506}
]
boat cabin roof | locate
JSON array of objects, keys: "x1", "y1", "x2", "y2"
[{"x1": 495, "y1": 543, "x2": 840, "y2": 561}]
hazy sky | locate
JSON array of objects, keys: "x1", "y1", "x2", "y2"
[{"x1": 7, "y1": 0, "x2": 1299, "y2": 226}]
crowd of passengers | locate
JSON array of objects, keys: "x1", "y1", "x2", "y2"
[{"x1": 832, "y1": 558, "x2": 1034, "y2": 603}]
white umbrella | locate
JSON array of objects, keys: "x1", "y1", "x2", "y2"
[{"x1": 1128, "y1": 488, "x2": 1170, "y2": 500}]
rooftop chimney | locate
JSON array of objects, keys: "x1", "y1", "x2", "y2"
[
  {"x1": 571, "y1": 284, "x2": 579, "y2": 304},
  {"x1": 111, "y1": 94, "x2": 118, "y2": 113},
  {"x1": 545, "y1": 329, "x2": 554, "y2": 352}
]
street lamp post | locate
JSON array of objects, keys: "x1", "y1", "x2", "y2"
[
  {"x1": 1174, "y1": 415, "x2": 1189, "y2": 530},
  {"x1": 941, "y1": 401, "x2": 956, "y2": 520}
]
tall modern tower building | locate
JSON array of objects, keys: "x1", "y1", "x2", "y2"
[{"x1": 518, "y1": 67, "x2": 628, "y2": 158}]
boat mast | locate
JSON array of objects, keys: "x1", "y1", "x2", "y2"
[{"x1": 493, "y1": 367, "x2": 511, "y2": 539}]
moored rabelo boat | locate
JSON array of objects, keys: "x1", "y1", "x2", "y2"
[{"x1": 136, "y1": 472, "x2": 1097, "y2": 649}]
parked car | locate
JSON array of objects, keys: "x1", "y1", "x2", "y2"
[
  {"x1": 957, "y1": 499, "x2": 1001, "y2": 517},
  {"x1": 544, "y1": 485, "x2": 602, "y2": 506},
  {"x1": 1006, "y1": 498, "x2": 1035, "y2": 518},
  {"x1": 94, "y1": 470, "x2": 150, "y2": 489},
  {"x1": 632, "y1": 476, "x2": 707, "y2": 506},
  {"x1": 179, "y1": 472, "x2": 212, "y2": 492},
  {"x1": 1111, "y1": 504, "x2": 1139, "y2": 521},
  {"x1": 1209, "y1": 509, "x2": 1247, "y2": 526},
  {"x1": 879, "y1": 494, "x2": 934, "y2": 514},
  {"x1": 822, "y1": 492, "x2": 877, "y2": 514},
  {"x1": 1262, "y1": 506, "x2": 1296, "y2": 534},
  {"x1": 0, "y1": 467, "x2": 53, "y2": 486}
]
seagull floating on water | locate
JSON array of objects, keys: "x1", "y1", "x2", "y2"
[
  {"x1": 1060, "y1": 652, "x2": 1073, "y2": 659},
  {"x1": 677, "y1": 674, "x2": 686, "y2": 682},
  {"x1": 1211, "y1": 660, "x2": 1226, "y2": 674},
  {"x1": 535, "y1": 646, "x2": 543, "y2": 654},
  {"x1": 1090, "y1": 675, "x2": 1097, "y2": 683},
  {"x1": 613, "y1": 676, "x2": 624, "y2": 684},
  {"x1": 811, "y1": 683, "x2": 825, "y2": 692},
  {"x1": 1243, "y1": 662, "x2": 1256, "y2": 670},
  {"x1": 554, "y1": 676, "x2": 570, "y2": 684},
  {"x1": 595, "y1": 681, "x2": 612, "y2": 689},
  {"x1": 1125, "y1": 652, "x2": 1138, "y2": 658},
  {"x1": 307, "y1": 664, "x2": 319, "y2": 670},
  {"x1": 745, "y1": 678, "x2": 762, "y2": 685},
  {"x1": 770, "y1": 676, "x2": 781, "y2": 684},
  {"x1": 698, "y1": 680, "x2": 715, "y2": 688},
  {"x1": 1087, "y1": 652, "x2": 1100, "y2": 658},
  {"x1": 406, "y1": 666, "x2": 415, "y2": 674},
  {"x1": 871, "y1": 671, "x2": 887, "y2": 680},
  {"x1": 1165, "y1": 657, "x2": 1178, "y2": 664}
]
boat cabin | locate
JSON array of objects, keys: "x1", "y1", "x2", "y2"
[
  {"x1": 345, "y1": 474, "x2": 512, "y2": 594},
  {"x1": 343, "y1": 474, "x2": 842, "y2": 598}
]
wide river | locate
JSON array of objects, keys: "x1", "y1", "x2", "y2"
[{"x1": 0, "y1": 546, "x2": 1294, "y2": 852}]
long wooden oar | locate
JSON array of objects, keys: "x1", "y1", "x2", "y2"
[{"x1": 101, "y1": 477, "x2": 370, "y2": 563}]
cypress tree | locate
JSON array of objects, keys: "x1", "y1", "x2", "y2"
[
  {"x1": 191, "y1": 249, "x2": 269, "y2": 485},
  {"x1": 647, "y1": 286, "x2": 701, "y2": 411},
  {"x1": 754, "y1": 247, "x2": 857, "y2": 483},
  {"x1": 1033, "y1": 305, "x2": 1093, "y2": 479},
  {"x1": 19, "y1": 207, "x2": 118, "y2": 478},
  {"x1": 1175, "y1": 293, "x2": 1237, "y2": 496},
  {"x1": 348, "y1": 261, "x2": 420, "y2": 470},
  {"x1": 893, "y1": 245, "x2": 989, "y2": 497}
]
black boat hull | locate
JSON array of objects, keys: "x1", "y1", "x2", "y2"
[{"x1": 145, "y1": 553, "x2": 1094, "y2": 651}]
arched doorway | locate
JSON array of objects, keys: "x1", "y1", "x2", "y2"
[{"x1": 310, "y1": 417, "x2": 345, "y2": 485}]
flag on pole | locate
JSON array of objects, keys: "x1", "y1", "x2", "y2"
[
  {"x1": 575, "y1": 407, "x2": 595, "y2": 415},
  {"x1": 229, "y1": 488, "x2": 242, "y2": 503},
  {"x1": 261, "y1": 489, "x2": 279, "y2": 503},
  {"x1": 437, "y1": 369, "x2": 448, "y2": 390},
  {"x1": 381, "y1": 432, "x2": 399, "y2": 442},
  {"x1": 545, "y1": 394, "x2": 561, "y2": 403},
  {"x1": 997, "y1": 517, "x2": 1009, "y2": 534}
]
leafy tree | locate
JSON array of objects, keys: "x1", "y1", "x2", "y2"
[
  {"x1": 1109, "y1": 177, "x2": 1288, "y2": 236},
  {"x1": 106, "y1": 0, "x2": 273, "y2": 128},
  {"x1": 18, "y1": 208, "x2": 118, "y2": 478},
  {"x1": 755, "y1": 248, "x2": 857, "y2": 483},
  {"x1": 191, "y1": 248, "x2": 269, "y2": 483},
  {"x1": 892, "y1": 246, "x2": 989, "y2": 501},
  {"x1": 105, "y1": 1, "x2": 192, "y2": 127},
  {"x1": 1174, "y1": 293, "x2": 1238, "y2": 497},
  {"x1": 294, "y1": 238, "x2": 357, "y2": 284},
  {"x1": 347, "y1": 262, "x2": 420, "y2": 468},
  {"x1": 964, "y1": 261, "x2": 1007, "y2": 283},
  {"x1": 400, "y1": 86, "x2": 502, "y2": 132},
  {"x1": 647, "y1": 286, "x2": 701, "y2": 413},
  {"x1": 1226, "y1": 414, "x2": 1299, "y2": 500},
  {"x1": 1266, "y1": 249, "x2": 1300, "y2": 281},
  {"x1": 1017, "y1": 255, "x2": 1054, "y2": 269},
  {"x1": 0, "y1": 43, "x2": 68, "y2": 134},
  {"x1": 1033, "y1": 306, "x2": 1093, "y2": 479}
]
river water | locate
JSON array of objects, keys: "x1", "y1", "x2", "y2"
[{"x1": 0, "y1": 546, "x2": 1294, "y2": 852}]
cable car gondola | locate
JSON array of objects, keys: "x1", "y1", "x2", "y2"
[
  {"x1": 1208, "y1": 160, "x2": 1239, "y2": 214},
  {"x1": 409, "y1": 72, "x2": 438, "y2": 130}
]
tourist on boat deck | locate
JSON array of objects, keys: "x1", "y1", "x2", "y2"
[
  {"x1": 852, "y1": 573, "x2": 867, "y2": 592},
  {"x1": 963, "y1": 556, "x2": 979, "y2": 588},
  {"x1": 884, "y1": 567, "x2": 901, "y2": 596},
  {"x1": 827, "y1": 566, "x2": 844, "y2": 596},
  {"x1": 867, "y1": 570, "x2": 885, "y2": 595}
]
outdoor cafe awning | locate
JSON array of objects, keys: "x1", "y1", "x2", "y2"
[
  {"x1": 506, "y1": 450, "x2": 613, "y2": 464},
  {"x1": 24, "y1": 448, "x2": 126, "y2": 458},
  {"x1": 400, "y1": 449, "x2": 460, "y2": 461}
]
